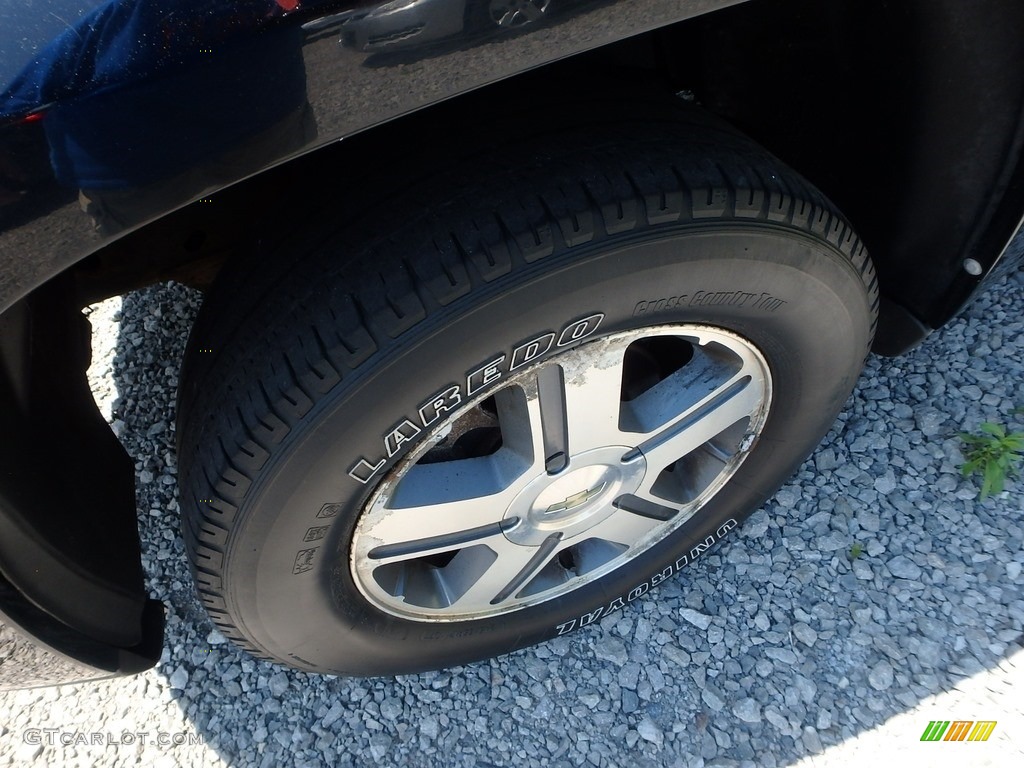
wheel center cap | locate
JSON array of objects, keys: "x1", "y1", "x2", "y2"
[
  {"x1": 503, "y1": 446, "x2": 646, "y2": 546},
  {"x1": 540, "y1": 481, "x2": 608, "y2": 520}
]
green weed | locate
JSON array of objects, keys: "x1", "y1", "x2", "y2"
[{"x1": 959, "y1": 420, "x2": 1024, "y2": 499}]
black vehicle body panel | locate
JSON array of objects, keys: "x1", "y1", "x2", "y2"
[{"x1": 0, "y1": 0, "x2": 1022, "y2": 685}]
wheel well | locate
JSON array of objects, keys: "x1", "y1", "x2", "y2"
[
  {"x1": 671, "y1": 0, "x2": 1024, "y2": 344},
  {"x1": 0, "y1": 281, "x2": 163, "y2": 677}
]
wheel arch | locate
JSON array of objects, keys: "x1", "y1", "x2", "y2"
[{"x1": 59, "y1": 0, "x2": 1024, "y2": 348}]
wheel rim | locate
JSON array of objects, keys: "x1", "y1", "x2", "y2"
[
  {"x1": 488, "y1": 0, "x2": 550, "y2": 28},
  {"x1": 350, "y1": 325, "x2": 772, "y2": 622}
]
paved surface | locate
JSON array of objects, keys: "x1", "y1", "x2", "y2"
[
  {"x1": 0, "y1": 265, "x2": 1022, "y2": 768},
  {"x1": 792, "y1": 643, "x2": 1023, "y2": 768}
]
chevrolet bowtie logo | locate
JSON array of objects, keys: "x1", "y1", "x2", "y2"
[{"x1": 544, "y1": 483, "x2": 607, "y2": 515}]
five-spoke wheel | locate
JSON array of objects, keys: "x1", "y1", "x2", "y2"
[{"x1": 352, "y1": 326, "x2": 771, "y2": 620}]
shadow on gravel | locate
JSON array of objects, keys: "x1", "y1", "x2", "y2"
[{"x1": 109, "y1": 268, "x2": 1024, "y2": 768}]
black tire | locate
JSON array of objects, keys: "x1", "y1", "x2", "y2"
[{"x1": 177, "y1": 113, "x2": 877, "y2": 675}]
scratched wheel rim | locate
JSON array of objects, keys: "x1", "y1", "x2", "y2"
[{"x1": 350, "y1": 324, "x2": 772, "y2": 622}]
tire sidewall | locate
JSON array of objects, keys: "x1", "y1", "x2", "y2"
[{"x1": 221, "y1": 224, "x2": 870, "y2": 674}]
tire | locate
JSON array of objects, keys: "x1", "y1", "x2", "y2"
[{"x1": 177, "y1": 113, "x2": 877, "y2": 675}]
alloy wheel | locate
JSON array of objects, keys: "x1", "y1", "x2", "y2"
[{"x1": 351, "y1": 325, "x2": 773, "y2": 621}]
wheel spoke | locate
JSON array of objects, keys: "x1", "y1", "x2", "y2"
[
  {"x1": 366, "y1": 518, "x2": 515, "y2": 564},
  {"x1": 632, "y1": 364, "x2": 763, "y2": 472},
  {"x1": 493, "y1": 382, "x2": 548, "y2": 477},
  {"x1": 559, "y1": 337, "x2": 633, "y2": 457},
  {"x1": 450, "y1": 534, "x2": 561, "y2": 608},
  {"x1": 531, "y1": 365, "x2": 570, "y2": 473},
  {"x1": 361, "y1": 470, "x2": 523, "y2": 564},
  {"x1": 520, "y1": 2, "x2": 546, "y2": 22},
  {"x1": 584, "y1": 506, "x2": 666, "y2": 547}
]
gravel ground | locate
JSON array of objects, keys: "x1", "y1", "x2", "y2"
[{"x1": 0, "y1": 262, "x2": 1022, "y2": 767}]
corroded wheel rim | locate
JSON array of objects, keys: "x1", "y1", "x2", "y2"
[{"x1": 351, "y1": 325, "x2": 773, "y2": 622}]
